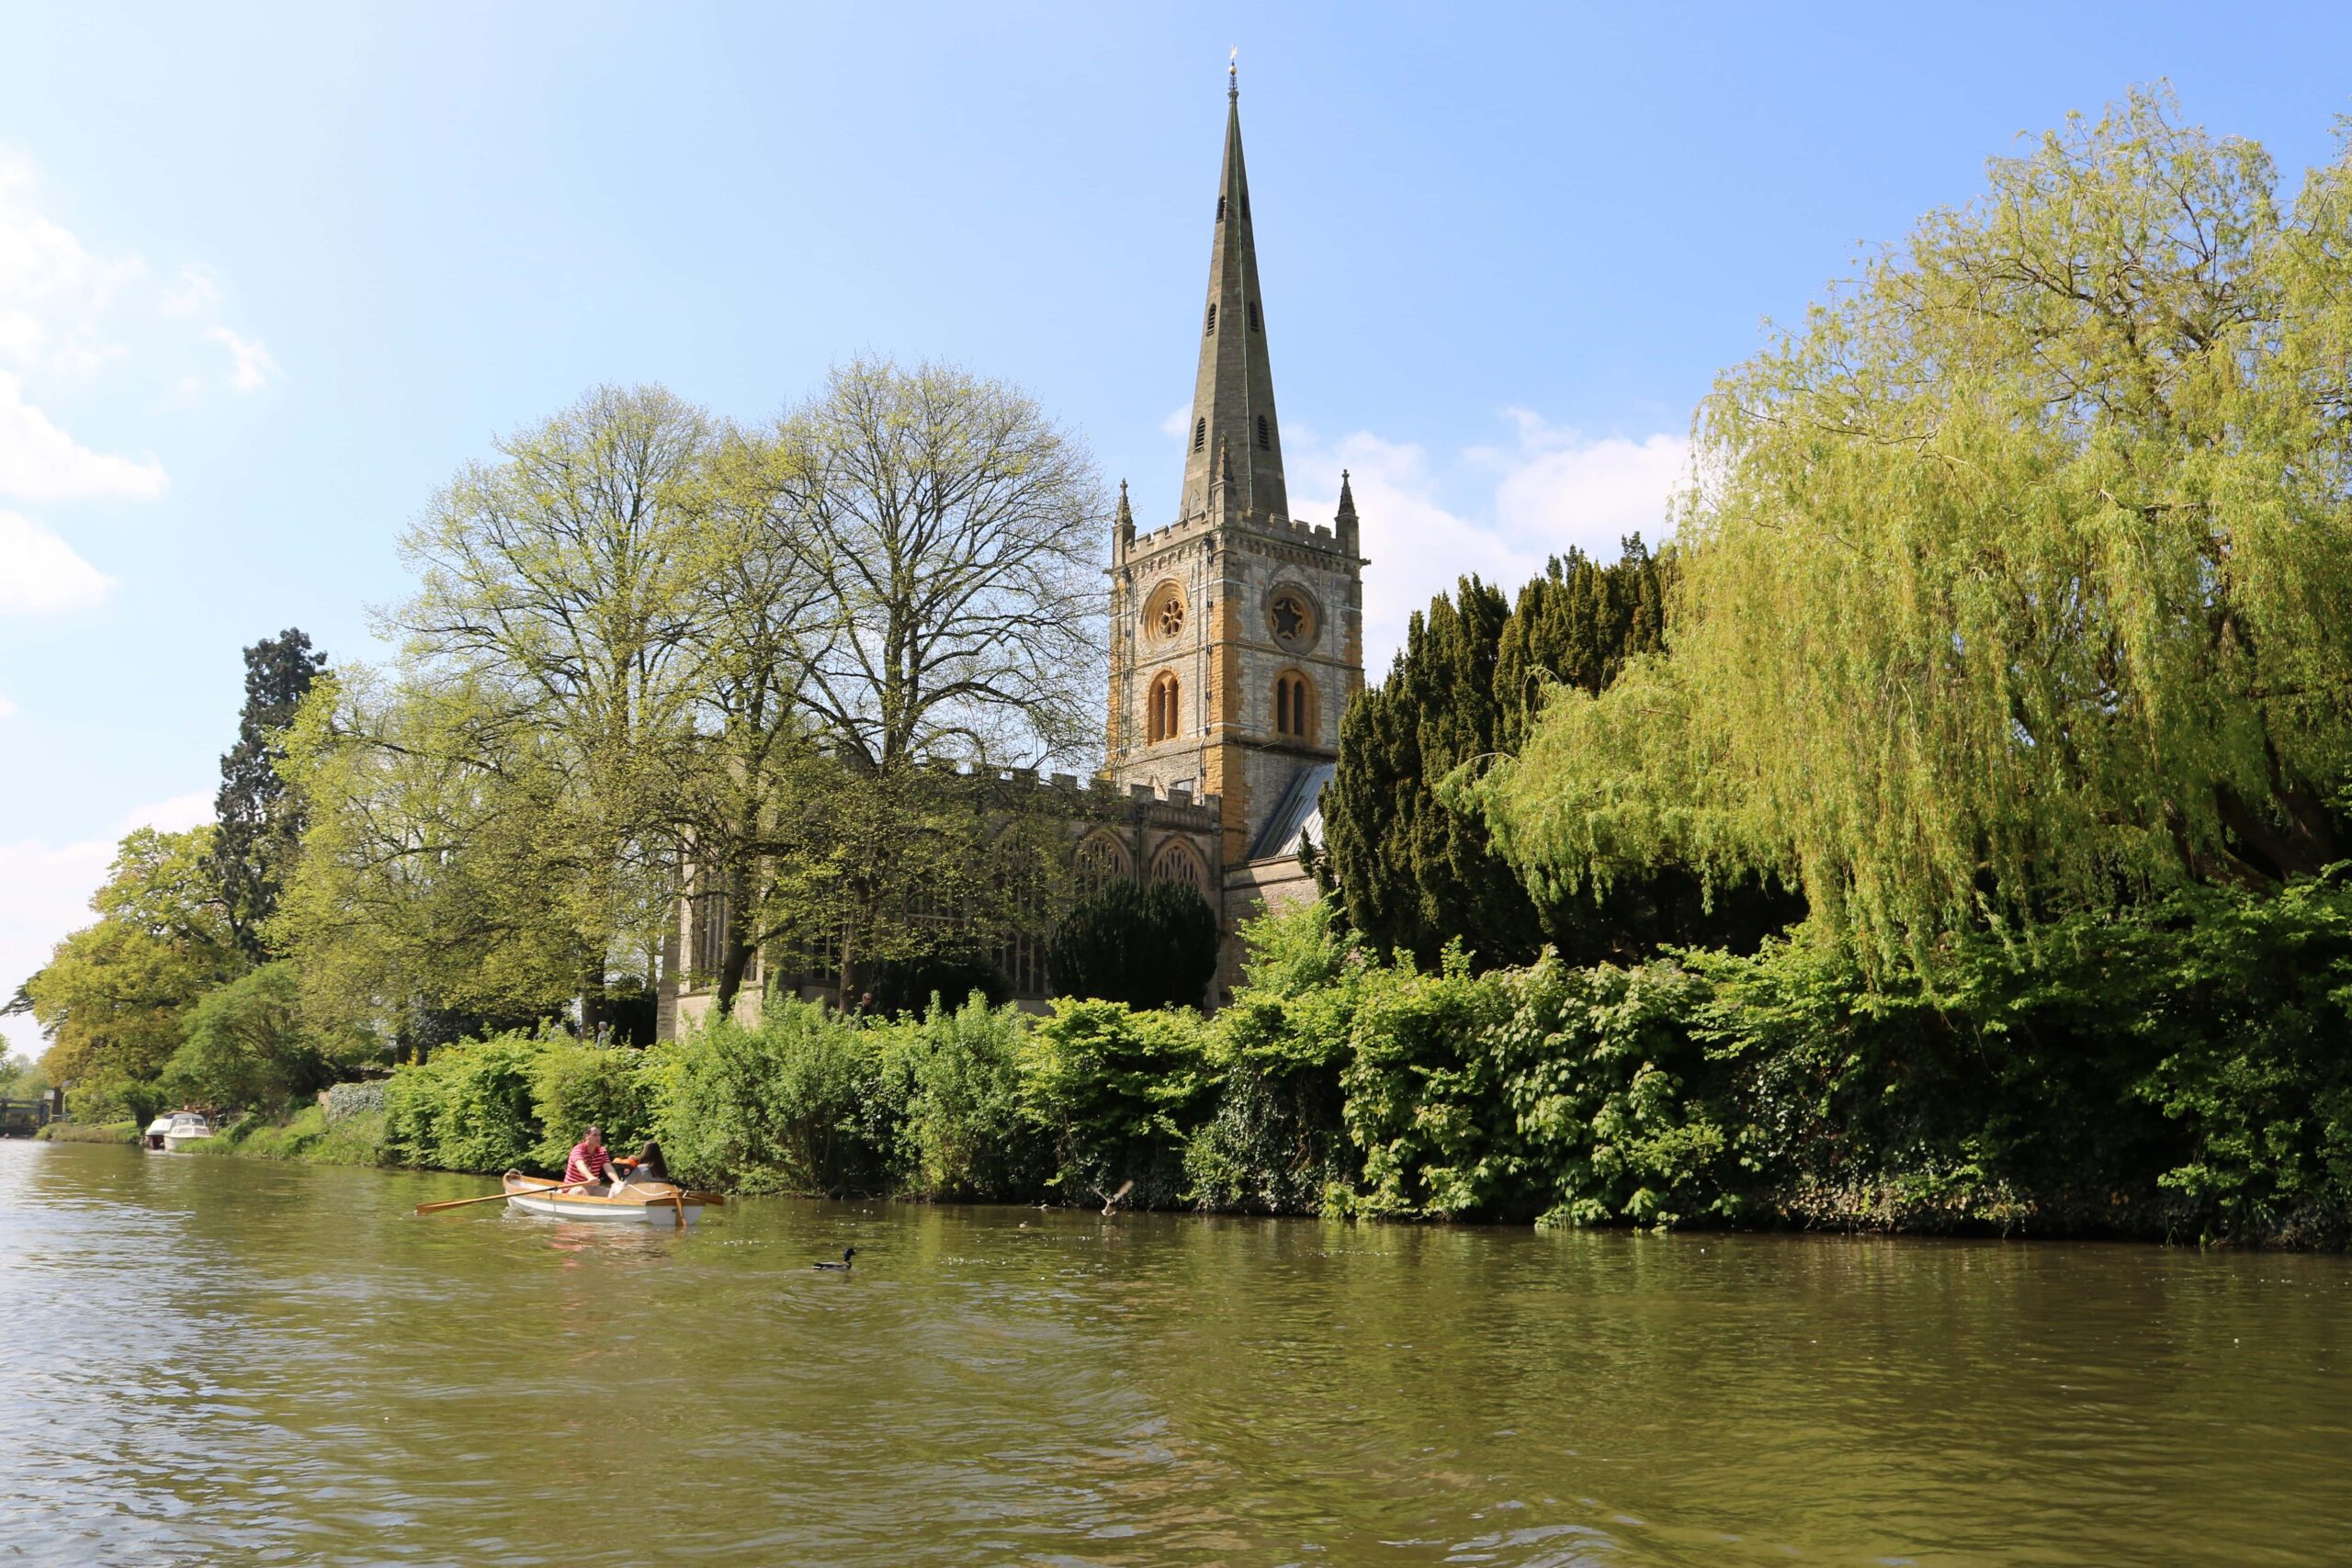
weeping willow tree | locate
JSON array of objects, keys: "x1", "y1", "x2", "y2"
[{"x1": 1476, "y1": 89, "x2": 2352, "y2": 968}]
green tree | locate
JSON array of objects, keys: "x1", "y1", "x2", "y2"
[
  {"x1": 18, "y1": 827, "x2": 245, "y2": 1088},
  {"x1": 1326, "y1": 576, "x2": 1527, "y2": 966},
  {"x1": 1046, "y1": 880, "x2": 1220, "y2": 1010},
  {"x1": 273, "y1": 670, "x2": 588, "y2": 1057},
  {"x1": 209, "y1": 628, "x2": 328, "y2": 960},
  {"x1": 164, "y1": 961, "x2": 343, "y2": 1113},
  {"x1": 1324, "y1": 547, "x2": 1762, "y2": 970},
  {"x1": 1480, "y1": 89, "x2": 2352, "y2": 968},
  {"x1": 394, "y1": 383, "x2": 715, "y2": 1032}
]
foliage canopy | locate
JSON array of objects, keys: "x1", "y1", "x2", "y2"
[{"x1": 1480, "y1": 89, "x2": 2352, "y2": 965}]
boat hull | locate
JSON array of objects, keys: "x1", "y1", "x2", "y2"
[
  {"x1": 160, "y1": 1134, "x2": 212, "y2": 1152},
  {"x1": 502, "y1": 1174, "x2": 704, "y2": 1226}
]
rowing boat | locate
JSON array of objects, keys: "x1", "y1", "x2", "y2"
[{"x1": 501, "y1": 1170, "x2": 707, "y2": 1227}]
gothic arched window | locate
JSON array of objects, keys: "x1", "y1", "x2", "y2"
[
  {"x1": 1148, "y1": 838, "x2": 1208, "y2": 892},
  {"x1": 1273, "y1": 671, "x2": 1316, "y2": 739},
  {"x1": 1073, "y1": 830, "x2": 1134, "y2": 895},
  {"x1": 1148, "y1": 671, "x2": 1181, "y2": 743}
]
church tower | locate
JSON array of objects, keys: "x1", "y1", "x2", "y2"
[{"x1": 1106, "y1": 65, "x2": 1366, "y2": 868}]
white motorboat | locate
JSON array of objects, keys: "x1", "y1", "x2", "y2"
[
  {"x1": 501, "y1": 1170, "x2": 709, "y2": 1227},
  {"x1": 146, "y1": 1111, "x2": 214, "y2": 1152}
]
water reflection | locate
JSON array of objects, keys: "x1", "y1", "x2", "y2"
[{"x1": 1, "y1": 1141, "x2": 2346, "y2": 1565}]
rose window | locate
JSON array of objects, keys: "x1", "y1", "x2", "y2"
[{"x1": 1270, "y1": 590, "x2": 1317, "y2": 651}]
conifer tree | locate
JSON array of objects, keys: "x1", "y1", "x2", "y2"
[
  {"x1": 211, "y1": 628, "x2": 328, "y2": 960},
  {"x1": 1326, "y1": 543, "x2": 1784, "y2": 968}
]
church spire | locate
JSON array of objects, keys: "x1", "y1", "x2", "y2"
[{"x1": 1179, "y1": 66, "x2": 1288, "y2": 525}]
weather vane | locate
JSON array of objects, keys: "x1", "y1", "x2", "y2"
[{"x1": 1229, "y1": 47, "x2": 1238, "y2": 94}]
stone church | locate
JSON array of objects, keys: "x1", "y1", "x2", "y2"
[{"x1": 665, "y1": 74, "x2": 1363, "y2": 1032}]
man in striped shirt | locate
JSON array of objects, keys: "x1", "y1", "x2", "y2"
[{"x1": 563, "y1": 1124, "x2": 618, "y2": 1193}]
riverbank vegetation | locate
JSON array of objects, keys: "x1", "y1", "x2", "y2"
[{"x1": 15, "y1": 89, "x2": 2352, "y2": 1247}]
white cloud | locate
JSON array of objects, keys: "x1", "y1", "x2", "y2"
[
  {"x1": 1287, "y1": 412, "x2": 1688, "y2": 673},
  {"x1": 0, "y1": 371, "x2": 167, "y2": 501},
  {"x1": 0, "y1": 692, "x2": 17, "y2": 719},
  {"x1": 119, "y1": 792, "x2": 214, "y2": 835},
  {"x1": 1160, "y1": 403, "x2": 1192, "y2": 440},
  {"x1": 209, "y1": 326, "x2": 277, "y2": 392},
  {"x1": 0, "y1": 508, "x2": 113, "y2": 612}
]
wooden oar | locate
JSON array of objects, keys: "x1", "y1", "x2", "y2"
[{"x1": 414, "y1": 1178, "x2": 595, "y2": 1215}]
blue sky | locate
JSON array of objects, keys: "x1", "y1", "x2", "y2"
[{"x1": 5, "y1": 2, "x2": 2349, "y2": 1054}]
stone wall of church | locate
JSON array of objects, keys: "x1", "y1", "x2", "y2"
[{"x1": 662, "y1": 770, "x2": 1227, "y2": 1036}]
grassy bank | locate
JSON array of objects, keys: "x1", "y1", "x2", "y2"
[
  {"x1": 187, "y1": 1104, "x2": 390, "y2": 1166},
  {"x1": 35, "y1": 1121, "x2": 140, "y2": 1145}
]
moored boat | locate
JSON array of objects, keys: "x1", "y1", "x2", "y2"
[
  {"x1": 502, "y1": 1170, "x2": 706, "y2": 1226},
  {"x1": 147, "y1": 1111, "x2": 214, "y2": 1152}
]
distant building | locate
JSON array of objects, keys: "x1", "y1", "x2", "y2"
[{"x1": 665, "y1": 73, "x2": 1363, "y2": 1033}]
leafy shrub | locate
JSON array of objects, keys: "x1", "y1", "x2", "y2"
[
  {"x1": 2122, "y1": 880, "x2": 2352, "y2": 1245},
  {"x1": 653, "y1": 1001, "x2": 893, "y2": 1195},
  {"x1": 1048, "y1": 881, "x2": 1220, "y2": 1010},
  {"x1": 876, "y1": 995, "x2": 1050, "y2": 1200},
  {"x1": 1022, "y1": 998, "x2": 1216, "y2": 1203},
  {"x1": 1186, "y1": 899, "x2": 1363, "y2": 1213},
  {"x1": 383, "y1": 1032, "x2": 548, "y2": 1173},
  {"x1": 323, "y1": 1080, "x2": 387, "y2": 1122},
  {"x1": 1338, "y1": 950, "x2": 1517, "y2": 1218},
  {"x1": 528, "y1": 1043, "x2": 657, "y2": 1170}
]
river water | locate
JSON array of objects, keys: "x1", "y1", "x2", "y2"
[{"x1": 3, "y1": 1141, "x2": 2348, "y2": 1566}]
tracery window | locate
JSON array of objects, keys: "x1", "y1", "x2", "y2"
[
  {"x1": 1145, "y1": 581, "x2": 1185, "y2": 642},
  {"x1": 1148, "y1": 838, "x2": 1208, "y2": 892},
  {"x1": 1073, "y1": 830, "x2": 1134, "y2": 895},
  {"x1": 1270, "y1": 589, "x2": 1317, "y2": 650}
]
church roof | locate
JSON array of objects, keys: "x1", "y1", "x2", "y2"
[
  {"x1": 1249, "y1": 761, "x2": 1336, "y2": 862},
  {"x1": 1178, "y1": 66, "x2": 1288, "y2": 525}
]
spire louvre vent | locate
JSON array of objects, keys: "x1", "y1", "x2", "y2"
[
  {"x1": 1257, "y1": 415, "x2": 1270, "y2": 450},
  {"x1": 1193, "y1": 418, "x2": 1206, "y2": 453},
  {"x1": 1248, "y1": 301, "x2": 1261, "y2": 332},
  {"x1": 1205, "y1": 302, "x2": 1216, "y2": 335}
]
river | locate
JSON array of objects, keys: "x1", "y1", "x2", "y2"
[{"x1": 3, "y1": 1141, "x2": 2347, "y2": 1565}]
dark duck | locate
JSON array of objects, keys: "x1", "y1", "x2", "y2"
[{"x1": 814, "y1": 1247, "x2": 856, "y2": 1272}]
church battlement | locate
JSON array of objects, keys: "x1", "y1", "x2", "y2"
[
  {"x1": 1118, "y1": 507, "x2": 1352, "y2": 567},
  {"x1": 914, "y1": 755, "x2": 1224, "y2": 826}
]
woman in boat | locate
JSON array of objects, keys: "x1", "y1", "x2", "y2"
[{"x1": 626, "y1": 1138, "x2": 671, "y2": 1184}]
